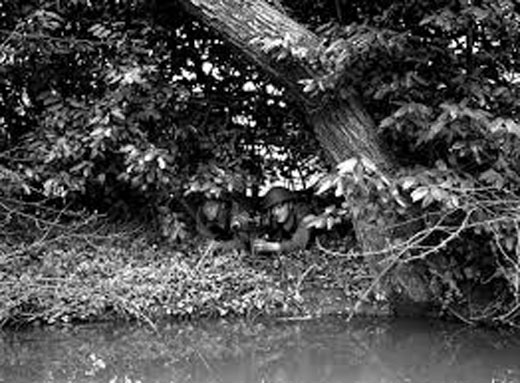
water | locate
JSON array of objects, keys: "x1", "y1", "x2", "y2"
[{"x1": 1, "y1": 317, "x2": 519, "y2": 383}]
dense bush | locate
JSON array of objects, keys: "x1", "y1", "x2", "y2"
[
  {"x1": 0, "y1": 0, "x2": 320, "y2": 219},
  {"x1": 2, "y1": 0, "x2": 520, "y2": 327}
]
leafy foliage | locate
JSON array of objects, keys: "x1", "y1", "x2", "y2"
[
  {"x1": 2, "y1": 0, "x2": 520, "y2": 327},
  {"x1": 315, "y1": 153, "x2": 520, "y2": 324},
  {"x1": 0, "y1": 228, "x2": 369, "y2": 326},
  {"x1": 0, "y1": 0, "x2": 322, "y2": 222},
  {"x1": 255, "y1": 0, "x2": 520, "y2": 324}
]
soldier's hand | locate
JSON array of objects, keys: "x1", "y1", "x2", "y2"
[
  {"x1": 253, "y1": 239, "x2": 281, "y2": 253},
  {"x1": 230, "y1": 219, "x2": 241, "y2": 231},
  {"x1": 230, "y1": 212, "x2": 249, "y2": 231}
]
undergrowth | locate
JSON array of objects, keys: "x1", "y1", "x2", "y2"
[{"x1": 0, "y1": 223, "x2": 368, "y2": 328}]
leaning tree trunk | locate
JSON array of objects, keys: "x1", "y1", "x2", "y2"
[
  {"x1": 176, "y1": 0, "x2": 389, "y2": 167},
  {"x1": 175, "y1": 0, "x2": 435, "y2": 312}
]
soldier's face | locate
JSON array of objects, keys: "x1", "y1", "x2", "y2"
[
  {"x1": 203, "y1": 200, "x2": 221, "y2": 221},
  {"x1": 271, "y1": 202, "x2": 290, "y2": 224}
]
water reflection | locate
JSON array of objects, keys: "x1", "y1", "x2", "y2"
[{"x1": 1, "y1": 317, "x2": 519, "y2": 383}]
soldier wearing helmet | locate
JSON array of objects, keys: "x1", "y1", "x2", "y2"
[
  {"x1": 253, "y1": 186, "x2": 316, "y2": 253},
  {"x1": 195, "y1": 189, "x2": 251, "y2": 250}
]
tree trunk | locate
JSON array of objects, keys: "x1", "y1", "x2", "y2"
[
  {"x1": 176, "y1": 0, "x2": 391, "y2": 165},
  {"x1": 175, "y1": 0, "x2": 434, "y2": 312},
  {"x1": 308, "y1": 95, "x2": 391, "y2": 168}
]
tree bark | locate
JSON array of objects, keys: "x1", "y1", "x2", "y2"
[
  {"x1": 176, "y1": 0, "x2": 391, "y2": 167},
  {"x1": 175, "y1": 0, "x2": 434, "y2": 312}
]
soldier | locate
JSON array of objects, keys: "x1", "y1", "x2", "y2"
[
  {"x1": 195, "y1": 190, "x2": 251, "y2": 250},
  {"x1": 253, "y1": 186, "x2": 316, "y2": 254}
]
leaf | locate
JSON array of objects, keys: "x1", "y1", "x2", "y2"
[
  {"x1": 291, "y1": 46, "x2": 308, "y2": 59},
  {"x1": 316, "y1": 175, "x2": 335, "y2": 195},
  {"x1": 42, "y1": 94, "x2": 61, "y2": 106},
  {"x1": 276, "y1": 50, "x2": 289, "y2": 61},
  {"x1": 157, "y1": 157, "x2": 166, "y2": 169},
  {"x1": 43, "y1": 179, "x2": 55, "y2": 197},
  {"x1": 411, "y1": 186, "x2": 429, "y2": 202},
  {"x1": 90, "y1": 127, "x2": 105, "y2": 137},
  {"x1": 435, "y1": 160, "x2": 448, "y2": 171},
  {"x1": 249, "y1": 36, "x2": 262, "y2": 45},
  {"x1": 120, "y1": 145, "x2": 135, "y2": 153},
  {"x1": 337, "y1": 158, "x2": 358, "y2": 174},
  {"x1": 45, "y1": 11, "x2": 65, "y2": 23},
  {"x1": 46, "y1": 21, "x2": 61, "y2": 31},
  {"x1": 401, "y1": 177, "x2": 416, "y2": 190},
  {"x1": 335, "y1": 179, "x2": 344, "y2": 197},
  {"x1": 68, "y1": 99, "x2": 84, "y2": 109},
  {"x1": 70, "y1": 161, "x2": 90, "y2": 174},
  {"x1": 306, "y1": 215, "x2": 327, "y2": 229},
  {"x1": 448, "y1": 196, "x2": 460, "y2": 209},
  {"x1": 302, "y1": 80, "x2": 316, "y2": 93},
  {"x1": 505, "y1": 119, "x2": 520, "y2": 138},
  {"x1": 430, "y1": 186, "x2": 448, "y2": 202},
  {"x1": 144, "y1": 152, "x2": 155, "y2": 162},
  {"x1": 394, "y1": 104, "x2": 409, "y2": 119},
  {"x1": 20, "y1": 183, "x2": 31, "y2": 195},
  {"x1": 360, "y1": 157, "x2": 377, "y2": 173},
  {"x1": 379, "y1": 116, "x2": 395, "y2": 129},
  {"x1": 393, "y1": 192, "x2": 408, "y2": 208},
  {"x1": 468, "y1": 6, "x2": 489, "y2": 21},
  {"x1": 111, "y1": 108, "x2": 125, "y2": 121},
  {"x1": 88, "y1": 24, "x2": 102, "y2": 33},
  {"x1": 262, "y1": 38, "x2": 283, "y2": 53},
  {"x1": 426, "y1": 113, "x2": 448, "y2": 141},
  {"x1": 505, "y1": 236, "x2": 515, "y2": 252},
  {"x1": 479, "y1": 169, "x2": 504, "y2": 188},
  {"x1": 421, "y1": 193, "x2": 434, "y2": 208}
]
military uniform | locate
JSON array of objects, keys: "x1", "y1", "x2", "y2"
[
  {"x1": 265, "y1": 202, "x2": 314, "y2": 252},
  {"x1": 195, "y1": 193, "x2": 251, "y2": 250},
  {"x1": 255, "y1": 186, "x2": 315, "y2": 253}
]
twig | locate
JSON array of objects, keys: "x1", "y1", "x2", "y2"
[
  {"x1": 295, "y1": 263, "x2": 316, "y2": 292},
  {"x1": 0, "y1": 22, "x2": 25, "y2": 49},
  {"x1": 193, "y1": 346, "x2": 222, "y2": 383},
  {"x1": 346, "y1": 255, "x2": 397, "y2": 322},
  {"x1": 0, "y1": 29, "x2": 121, "y2": 48},
  {"x1": 0, "y1": 200, "x2": 71, "y2": 230},
  {"x1": 496, "y1": 302, "x2": 520, "y2": 323},
  {"x1": 404, "y1": 208, "x2": 476, "y2": 263},
  {"x1": 195, "y1": 240, "x2": 216, "y2": 271},
  {"x1": 447, "y1": 306, "x2": 475, "y2": 326},
  {"x1": 315, "y1": 237, "x2": 359, "y2": 258},
  {"x1": 116, "y1": 296, "x2": 158, "y2": 333},
  {"x1": 515, "y1": 219, "x2": 520, "y2": 304}
]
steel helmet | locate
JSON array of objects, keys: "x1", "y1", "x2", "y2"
[{"x1": 262, "y1": 186, "x2": 295, "y2": 210}]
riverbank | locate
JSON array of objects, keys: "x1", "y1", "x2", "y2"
[{"x1": 0, "y1": 229, "x2": 385, "y2": 328}]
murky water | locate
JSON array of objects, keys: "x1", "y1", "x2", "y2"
[{"x1": 1, "y1": 316, "x2": 519, "y2": 383}]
